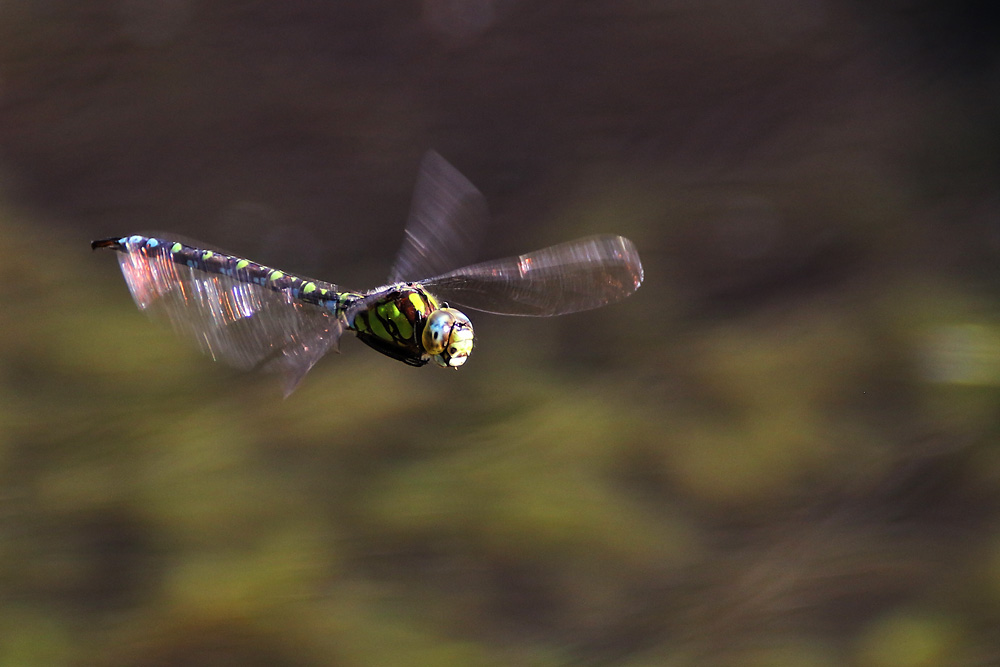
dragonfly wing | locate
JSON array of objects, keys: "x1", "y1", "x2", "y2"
[
  {"x1": 116, "y1": 245, "x2": 342, "y2": 395},
  {"x1": 420, "y1": 235, "x2": 643, "y2": 316},
  {"x1": 388, "y1": 150, "x2": 490, "y2": 284},
  {"x1": 260, "y1": 320, "x2": 344, "y2": 397}
]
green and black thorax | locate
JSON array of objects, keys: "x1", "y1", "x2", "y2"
[{"x1": 347, "y1": 284, "x2": 441, "y2": 367}]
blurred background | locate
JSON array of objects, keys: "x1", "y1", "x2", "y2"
[{"x1": 2, "y1": 1, "x2": 1000, "y2": 665}]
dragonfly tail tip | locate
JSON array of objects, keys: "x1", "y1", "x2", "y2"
[{"x1": 91, "y1": 237, "x2": 124, "y2": 252}]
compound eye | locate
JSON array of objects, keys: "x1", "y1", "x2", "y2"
[
  {"x1": 422, "y1": 308, "x2": 474, "y2": 367},
  {"x1": 422, "y1": 310, "x2": 455, "y2": 355}
]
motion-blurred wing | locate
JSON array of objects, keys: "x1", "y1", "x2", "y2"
[
  {"x1": 421, "y1": 235, "x2": 643, "y2": 316},
  {"x1": 115, "y1": 240, "x2": 342, "y2": 395},
  {"x1": 388, "y1": 150, "x2": 490, "y2": 283}
]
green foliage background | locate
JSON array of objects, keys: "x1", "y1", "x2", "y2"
[{"x1": 2, "y1": 2, "x2": 1000, "y2": 665}]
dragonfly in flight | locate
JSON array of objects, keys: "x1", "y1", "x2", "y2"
[{"x1": 93, "y1": 151, "x2": 643, "y2": 395}]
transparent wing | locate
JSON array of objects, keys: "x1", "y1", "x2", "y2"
[
  {"x1": 117, "y1": 244, "x2": 342, "y2": 396},
  {"x1": 388, "y1": 150, "x2": 490, "y2": 283},
  {"x1": 420, "y1": 235, "x2": 644, "y2": 316}
]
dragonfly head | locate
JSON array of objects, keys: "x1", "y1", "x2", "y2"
[{"x1": 423, "y1": 307, "x2": 474, "y2": 368}]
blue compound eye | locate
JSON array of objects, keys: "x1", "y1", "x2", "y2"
[{"x1": 422, "y1": 308, "x2": 474, "y2": 367}]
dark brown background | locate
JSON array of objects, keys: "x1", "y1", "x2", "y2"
[{"x1": 1, "y1": 1, "x2": 999, "y2": 664}]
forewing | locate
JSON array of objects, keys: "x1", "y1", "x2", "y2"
[
  {"x1": 420, "y1": 235, "x2": 643, "y2": 316},
  {"x1": 388, "y1": 150, "x2": 490, "y2": 283},
  {"x1": 117, "y1": 243, "x2": 342, "y2": 395}
]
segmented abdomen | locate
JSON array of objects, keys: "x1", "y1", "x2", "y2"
[{"x1": 94, "y1": 234, "x2": 358, "y2": 312}]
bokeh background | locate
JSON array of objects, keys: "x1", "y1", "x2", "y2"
[{"x1": 2, "y1": 1, "x2": 1000, "y2": 665}]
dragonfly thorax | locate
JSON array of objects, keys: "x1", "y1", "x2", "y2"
[
  {"x1": 423, "y1": 308, "x2": 474, "y2": 368},
  {"x1": 348, "y1": 286, "x2": 473, "y2": 368}
]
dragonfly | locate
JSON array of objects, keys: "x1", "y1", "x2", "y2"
[{"x1": 92, "y1": 151, "x2": 643, "y2": 395}]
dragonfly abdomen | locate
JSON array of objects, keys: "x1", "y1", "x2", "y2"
[{"x1": 93, "y1": 235, "x2": 355, "y2": 313}]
